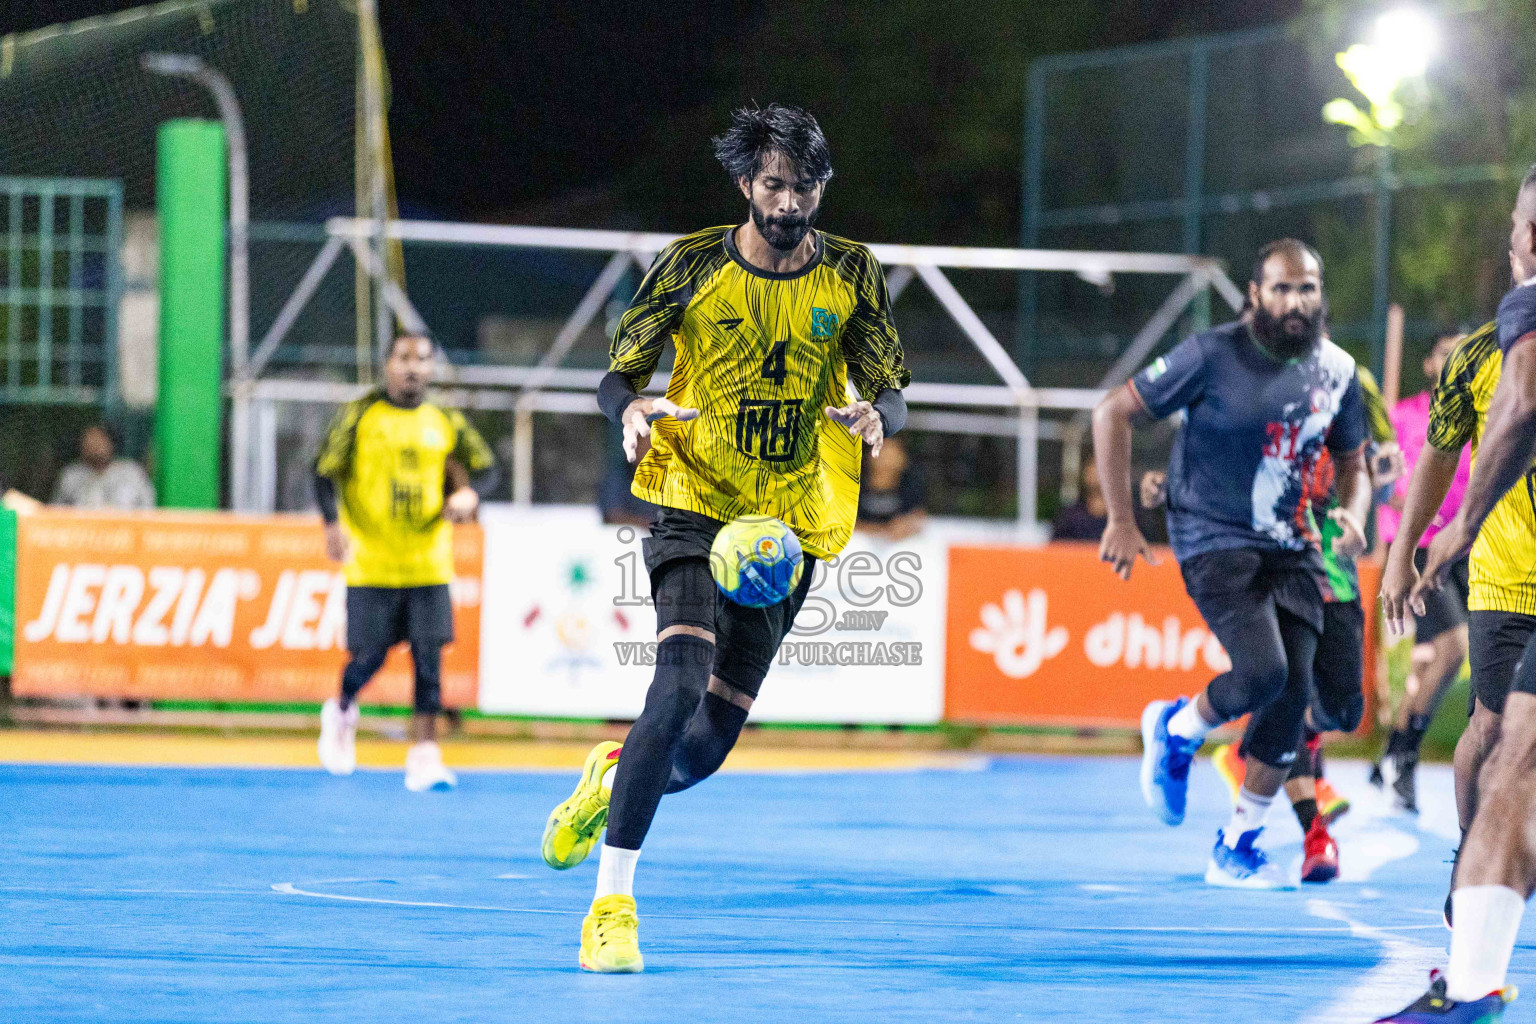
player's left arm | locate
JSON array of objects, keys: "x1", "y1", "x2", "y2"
[
  {"x1": 444, "y1": 410, "x2": 498, "y2": 523},
  {"x1": 1325, "y1": 372, "x2": 1371, "y2": 558},
  {"x1": 831, "y1": 246, "x2": 912, "y2": 457},
  {"x1": 1415, "y1": 334, "x2": 1536, "y2": 600}
]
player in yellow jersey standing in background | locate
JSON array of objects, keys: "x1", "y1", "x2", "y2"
[
  {"x1": 312, "y1": 333, "x2": 497, "y2": 792},
  {"x1": 538, "y1": 104, "x2": 910, "y2": 973}
]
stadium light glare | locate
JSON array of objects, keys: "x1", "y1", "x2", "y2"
[
  {"x1": 1372, "y1": 8, "x2": 1437, "y2": 81},
  {"x1": 1322, "y1": 9, "x2": 1437, "y2": 147}
]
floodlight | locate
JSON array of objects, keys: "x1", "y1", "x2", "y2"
[{"x1": 1371, "y1": 8, "x2": 1436, "y2": 81}]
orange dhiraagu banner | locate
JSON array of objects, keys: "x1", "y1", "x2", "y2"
[
  {"x1": 946, "y1": 542, "x2": 1381, "y2": 729},
  {"x1": 11, "y1": 510, "x2": 482, "y2": 706}
]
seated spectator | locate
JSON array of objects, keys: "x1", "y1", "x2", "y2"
[
  {"x1": 858, "y1": 435, "x2": 926, "y2": 541},
  {"x1": 1054, "y1": 458, "x2": 1168, "y2": 543},
  {"x1": 1052, "y1": 459, "x2": 1110, "y2": 541},
  {"x1": 52, "y1": 425, "x2": 155, "y2": 510}
]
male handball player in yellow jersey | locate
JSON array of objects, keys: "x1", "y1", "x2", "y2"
[
  {"x1": 540, "y1": 104, "x2": 911, "y2": 972},
  {"x1": 312, "y1": 333, "x2": 496, "y2": 791}
]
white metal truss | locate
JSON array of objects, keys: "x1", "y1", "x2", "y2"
[{"x1": 238, "y1": 217, "x2": 1244, "y2": 523}]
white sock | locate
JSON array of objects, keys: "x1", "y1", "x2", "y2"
[
  {"x1": 1446, "y1": 885, "x2": 1525, "y2": 1001},
  {"x1": 1167, "y1": 699, "x2": 1215, "y2": 742},
  {"x1": 594, "y1": 844, "x2": 640, "y2": 900},
  {"x1": 1223, "y1": 787, "x2": 1274, "y2": 846}
]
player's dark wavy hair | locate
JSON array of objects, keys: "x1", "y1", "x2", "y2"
[
  {"x1": 712, "y1": 103, "x2": 834, "y2": 186},
  {"x1": 1250, "y1": 238, "x2": 1324, "y2": 286}
]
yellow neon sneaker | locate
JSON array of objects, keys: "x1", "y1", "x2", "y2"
[
  {"x1": 542, "y1": 741, "x2": 622, "y2": 870},
  {"x1": 1316, "y1": 777, "x2": 1350, "y2": 825},
  {"x1": 580, "y1": 894, "x2": 643, "y2": 973},
  {"x1": 1211, "y1": 743, "x2": 1245, "y2": 804}
]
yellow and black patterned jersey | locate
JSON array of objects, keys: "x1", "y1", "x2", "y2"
[
  {"x1": 609, "y1": 225, "x2": 910, "y2": 559},
  {"x1": 1426, "y1": 320, "x2": 1536, "y2": 614},
  {"x1": 1357, "y1": 366, "x2": 1396, "y2": 445},
  {"x1": 314, "y1": 390, "x2": 494, "y2": 588}
]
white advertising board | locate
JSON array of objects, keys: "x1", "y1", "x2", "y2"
[{"x1": 477, "y1": 504, "x2": 946, "y2": 723}]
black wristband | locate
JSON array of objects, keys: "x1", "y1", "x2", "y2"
[
  {"x1": 597, "y1": 370, "x2": 643, "y2": 426},
  {"x1": 872, "y1": 388, "x2": 907, "y2": 437},
  {"x1": 314, "y1": 473, "x2": 339, "y2": 524}
]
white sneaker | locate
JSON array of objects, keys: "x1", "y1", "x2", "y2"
[
  {"x1": 404, "y1": 741, "x2": 457, "y2": 792},
  {"x1": 318, "y1": 697, "x2": 359, "y2": 775}
]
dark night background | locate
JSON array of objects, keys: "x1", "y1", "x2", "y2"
[
  {"x1": 15, "y1": 0, "x2": 1302, "y2": 242},
  {"x1": 9, "y1": 0, "x2": 1525, "y2": 518}
]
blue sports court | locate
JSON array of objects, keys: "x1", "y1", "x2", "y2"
[{"x1": 0, "y1": 751, "x2": 1508, "y2": 1023}]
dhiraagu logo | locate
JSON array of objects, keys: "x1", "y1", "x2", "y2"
[
  {"x1": 1144, "y1": 356, "x2": 1168, "y2": 382},
  {"x1": 810, "y1": 307, "x2": 839, "y2": 339}
]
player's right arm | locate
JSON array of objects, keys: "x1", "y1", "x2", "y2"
[
  {"x1": 1380, "y1": 338, "x2": 1480, "y2": 632},
  {"x1": 1093, "y1": 335, "x2": 1206, "y2": 579},
  {"x1": 313, "y1": 396, "x2": 371, "y2": 563},
  {"x1": 1092, "y1": 384, "x2": 1158, "y2": 580},
  {"x1": 596, "y1": 241, "x2": 701, "y2": 463}
]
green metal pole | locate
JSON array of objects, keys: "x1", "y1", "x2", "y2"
[
  {"x1": 155, "y1": 119, "x2": 226, "y2": 509},
  {"x1": 0, "y1": 508, "x2": 15, "y2": 677}
]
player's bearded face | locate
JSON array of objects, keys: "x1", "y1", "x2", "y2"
[
  {"x1": 1250, "y1": 255, "x2": 1326, "y2": 358},
  {"x1": 750, "y1": 194, "x2": 819, "y2": 252},
  {"x1": 745, "y1": 153, "x2": 822, "y2": 252},
  {"x1": 1251, "y1": 300, "x2": 1326, "y2": 358},
  {"x1": 383, "y1": 336, "x2": 434, "y2": 407}
]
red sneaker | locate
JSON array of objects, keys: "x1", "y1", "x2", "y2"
[{"x1": 1302, "y1": 816, "x2": 1339, "y2": 883}]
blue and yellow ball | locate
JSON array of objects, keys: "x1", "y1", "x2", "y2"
[{"x1": 709, "y1": 515, "x2": 805, "y2": 608}]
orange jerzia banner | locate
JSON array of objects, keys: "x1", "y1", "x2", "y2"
[
  {"x1": 945, "y1": 542, "x2": 1380, "y2": 729},
  {"x1": 11, "y1": 509, "x2": 482, "y2": 707}
]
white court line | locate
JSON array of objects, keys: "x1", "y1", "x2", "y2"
[
  {"x1": 1292, "y1": 761, "x2": 1454, "y2": 1023},
  {"x1": 1301, "y1": 898, "x2": 1442, "y2": 1024},
  {"x1": 270, "y1": 879, "x2": 1442, "y2": 934}
]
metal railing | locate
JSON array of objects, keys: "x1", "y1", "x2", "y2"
[{"x1": 241, "y1": 216, "x2": 1245, "y2": 525}]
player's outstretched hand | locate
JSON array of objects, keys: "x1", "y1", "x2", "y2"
[
  {"x1": 1410, "y1": 514, "x2": 1476, "y2": 615},
  {"x1": 324, "y1": 522, "x2": 350, "y2": 564},
  {"x1": 444, "y1": 485, "x2": 479, "y2": 524},
  {"x1": 1099, "y1": 518, "x2": 1159, "y2": 581},
  {"x1": 621, "y1": 397, "x2": 700, "y2": 464},
  {"x1": 825, "y1": 400, "x2": 884, "y2": 456},
  {"x1": 1379, "y1": 544, "x2": 1421, "y2": 637},
  {"x1": 1328, "y1": 506, "x2": 1367, "y2": 560},
  {"x1": 1139, "y1": 470, "x2": 1167, "y2": 509}
]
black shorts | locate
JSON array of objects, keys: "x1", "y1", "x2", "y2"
[
  {"x1": 1470, "y1": 609, "x2": 1536, "y2": 715},
  {"x1": 345, "y1": 584, "x2": 454, "y2": 655},
  {"x1": 1181, "y1": 546, "x2": 1327, "y2": 638},
  {"x1": 643, "y1": 507, "x2": 817, "y2": 698},
  {"x1": 1312, "y1": 598, "x2": 1366, "y2": 730},
  {"x1": 1413, "y1": 547, "x2": 1470, "y2": 643}
]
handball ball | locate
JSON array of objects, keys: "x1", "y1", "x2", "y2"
[{"x1": 709, "y1": 515, "x2": 804, "y2": 608}]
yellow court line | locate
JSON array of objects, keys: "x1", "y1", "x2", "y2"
[{"x1": 0, "y1": 731, "x2": 980, "y2": 773}]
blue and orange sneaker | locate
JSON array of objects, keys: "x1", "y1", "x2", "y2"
[
  {"x1": 1375, "y1": 971, "x2": 1515, "y2": 1022},
  {"x1": 1141, "y1": 698, "x2": 1201, "y2": 826},
  {"x1": 1206, "y1": 828, "x2": 1294, "y2": 890}
]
